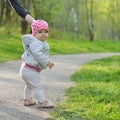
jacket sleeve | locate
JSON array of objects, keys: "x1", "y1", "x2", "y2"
[
  {"x1": 8, "y1": 0, "x2": 29, "y2": 19},
  {"x1": 29, "y1": 41, "x2": 50, "y2": 69}
]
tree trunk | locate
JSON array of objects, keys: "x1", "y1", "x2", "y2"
[
  {"x1": 21, "y1": 0, "x2": 31, "y2": 34},
  {"x1": 5, "y1": 1, "x2": 11, "y2": 23},
  {"x1": 0, "y1": 0, "x2": 5, "y2": 24},
  {"x1": 85, "y1": 0, "x2": 94, "y2": 41},
  {"x1": 21, "y1": 20, "x2": 28, "y2": 34}
]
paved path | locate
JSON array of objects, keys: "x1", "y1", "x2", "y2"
[{"x1": 0, "y1": 53, "x2": 120, "y2": 120}]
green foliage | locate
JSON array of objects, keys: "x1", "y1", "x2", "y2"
[
  {"x1": 1, "y1": 0, "x2": 120, "y2": 40},
  {"x1": 0, "y1": 30, "x2": 23, "y2": 62},
  {"x1": 50, "y1": 56, "x2": 120, "y2": 120}
]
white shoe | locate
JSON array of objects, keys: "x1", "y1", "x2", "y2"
[{"x1": 38, "y1": 99, "x2": 54, "y2": 108}]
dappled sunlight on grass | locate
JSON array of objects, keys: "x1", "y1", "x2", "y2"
[
  {"x1": 72, "y1": 56, "x2": 120, "y2": 83},
  {"x1": 50, "y1": 56, "x2": 120, "y2": 120}
]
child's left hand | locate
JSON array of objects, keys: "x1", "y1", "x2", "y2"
[{"x1": 48, "y1": 62, "x2": 54, "y2": 69}]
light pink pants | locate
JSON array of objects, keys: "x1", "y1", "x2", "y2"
[{"x1": 20, "y1": 63, "x2": 45, "y2": 102}]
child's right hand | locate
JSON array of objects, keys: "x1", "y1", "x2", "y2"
[{"x1": 48, "y1": 62, "x2": 54, "y2": 69}]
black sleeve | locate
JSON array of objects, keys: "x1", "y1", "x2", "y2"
[{"x1": 8, "y1": 0, "x2": 30, "y2": 19}]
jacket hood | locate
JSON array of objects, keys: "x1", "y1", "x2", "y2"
[{"x1": 21, "y1": 34, "x2": 37, "y2": 51}]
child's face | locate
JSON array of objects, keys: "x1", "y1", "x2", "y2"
[{"x1": 34, "y1": 29, "x2": 49, "y2": 41}]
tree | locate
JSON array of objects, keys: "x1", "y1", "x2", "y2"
[
  {"x1": 1, "y1": 0, "x2": 120, "y2": 40},
  {"x1": 0, "y1": 0, "x2": 11, "y2": 24},
  {"x1": 84, "y1": 0, "x2": 94, "y2": 41},
  {"x1": 107, "y1": 0, "x2": 120, "y2": 40},
  {"x1": 21, "y1": 0, "x2": 31, "y2": 34}
]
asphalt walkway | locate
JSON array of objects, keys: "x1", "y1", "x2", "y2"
[{"x1": 0, "y1": 53, "x2": 120, "y2": 120}]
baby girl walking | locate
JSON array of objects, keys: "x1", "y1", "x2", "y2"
[{"x1": 20, "y1": 20, "x2": 55, "y2": 108}]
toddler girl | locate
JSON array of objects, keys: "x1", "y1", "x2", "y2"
[{"x1": 20, "y1": 20, "x2": 54, "y2": 108}]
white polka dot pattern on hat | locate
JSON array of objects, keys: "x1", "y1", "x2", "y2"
[{"x1": 31, "y1": 20, "x2": 49, "y2": 35}]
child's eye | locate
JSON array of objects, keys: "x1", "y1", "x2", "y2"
[
  {"x1": 39, "y1": 31, "x2": 49, "y2": 34},
  {"x1": 45, "y1": 31, "x2": 49, "y2": 33}
]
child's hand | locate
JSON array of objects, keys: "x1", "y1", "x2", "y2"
[{"x1": 48, "y1": 62, "x2": 54, "y2": 69}]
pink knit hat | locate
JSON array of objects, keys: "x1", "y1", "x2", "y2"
[{"x1": 31, "y1": 20, "x2": 49, "y2": 35}]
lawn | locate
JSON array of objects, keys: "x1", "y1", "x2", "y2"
[
  {"x1": 49, "y1": 39, "x2": 120, "y2": 54},
  {"x1": 0, "y1": 31, "x2": 120, "y2": 62},
  {"x1": 49, "y1": 56, "x2": 120, "y2": 120},
  {"x1": 0, "y1": 29, "x2": 120, "y2": 120},
  {"x1": 0, "y1": 32, "x2": 23, "y2": 62}
]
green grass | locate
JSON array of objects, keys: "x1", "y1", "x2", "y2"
[
  {"x1": 49, "y1": 56, "x2": 120, "y2": 120},
  {"x1": 0, "y1": 27, "x2": 120, "y2": 62},
  {"x1": 49, "y1": 39, "x2": 120, "y2": 54},
  {"x1": 1, "y1": 27, "x2": 120, "y2": 119},
  {"x1": 0, "y1": 32, "x2": 23, "y2": 62}
]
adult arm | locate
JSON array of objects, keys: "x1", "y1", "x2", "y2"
[{"x1": 8, "y1": 0, "x2": 35, "y2": 24}]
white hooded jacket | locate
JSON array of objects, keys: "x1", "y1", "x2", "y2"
[{"x1": 21, "y1": 34, "x2": 50, "y2": 69}]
